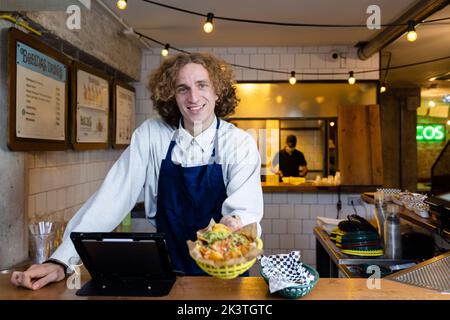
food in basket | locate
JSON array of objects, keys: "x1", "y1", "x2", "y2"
[{"x1": 187, "y1": 219, "x2": 263, "y2": 268}]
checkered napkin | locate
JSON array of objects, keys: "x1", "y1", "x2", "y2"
[{"x1": 260, "y1": 251, "x2": 315, "y2": 293}]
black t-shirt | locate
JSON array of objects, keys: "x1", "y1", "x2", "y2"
[{"x1": 279, "y1": 149, "x2": 307, "y2": 177}]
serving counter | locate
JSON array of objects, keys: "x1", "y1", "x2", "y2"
[
  {"x1": 0, "y1": 273, "x2": 448, "y2": 300},
  {"x1": 261, "y1": 182, "x2": 379, "y2": 193}
]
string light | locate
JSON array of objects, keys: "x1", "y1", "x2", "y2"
[
  {"x1": 133, "y1": 30, "x2": 450, "y2": 78},
  {"x1": 140, "y1": 1, "x2": 449, "y2": 28},
  {"x1": 380, "y1": 83, "x2": 387, "y2": 93},
  {"x1": 330, "y1": 121, "x2": 335, "y2": 127},
  {"x1": 161, "y1": 44, "x2": 170, "y2": 56},
  {"x1": 406, "y1": 20, "x2": 417, "y2": 42},
  {"x1": 428, "y1": 100, "x2": 436, "y2": 108},
  {"x1": 348, "y1": 71, "x2": 355, "y2": 85},
  {"x1": 289, "y1": 71, "x2": 297, "y2": 85},
  {"x1": 116, "y1": 0, "x2": 127, "y2": 10},
  {"x1": 447, "y1": 120, "x2": 450, "y2": 126},
  {"x1": 203, "y1": 13, "x2": 214, "y2": 33}
]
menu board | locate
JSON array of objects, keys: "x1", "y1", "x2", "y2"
[
  {"x1": 8, "y1": 28, "x2": 69, "y2": 151},
  {"x1": 113, "y1": 81, "x2": 135, "y2": 148},
  {"x1": 72, "y1": 62, "x2": 110, "y2": 150}
]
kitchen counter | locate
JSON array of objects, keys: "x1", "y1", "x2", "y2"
[
  {"x1": 361, "y1": 193, "x2": 450, "y2": 240},
  {"x1": 262, "y1": 182, "x2": 379, "y2": 193},
  {"x1": 0, "y1": 273, "x2": 448, "y2": 300}
]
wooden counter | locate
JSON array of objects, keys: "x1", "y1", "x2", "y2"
[
  {"x1": 0, "y1": 273, "x2": 448, "y2": 300},
  {"x1": 262, "y1": 182, "x2": 379, "y2": 193}
]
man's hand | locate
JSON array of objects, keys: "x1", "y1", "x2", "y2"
[
  {"x1": 10, "y1": 262, "x2": 65, "y2": 290},
  {"x1": 219, "y1": 215, "x2": 243, "y2": 231}
]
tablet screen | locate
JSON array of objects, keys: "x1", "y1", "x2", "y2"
[{"x1": 71, "y1": 233, "x2": 174, "y2": 280}]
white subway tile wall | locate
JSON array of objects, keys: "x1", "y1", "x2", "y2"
[
  {"x1": 260, "y1": 192, "x2": 373, "y2": 271},
  {"x1": 136, "y1": 46, "x2": 379, "y2": 122},
  {"x1": 27, "y1": 149, "x2": 122, "y2": 223}
]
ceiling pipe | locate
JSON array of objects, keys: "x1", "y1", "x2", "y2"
[{"x1": 357, "y1": 0, "x2": 449, "y2": 60}]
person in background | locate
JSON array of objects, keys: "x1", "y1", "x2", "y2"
[
  {"x1": 11, "y1": 52, "x2": 263, "y2": 290},
  {"x1": 272, "y1": 135, "x2": 308, "y2": 181}
]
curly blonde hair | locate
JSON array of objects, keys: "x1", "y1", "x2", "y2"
[{"x1": 148, "y1": 52, "x2": 239, "y2": 127}]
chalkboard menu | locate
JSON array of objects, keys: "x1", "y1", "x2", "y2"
[
  {"x1": 112, "y1": 80, "x2": 135, "y2": 148},
  {"x1": 71, "y1": 62, "x2": 111, "y2": 150},
  {"x1": 8, "y1": 28, "x2": 70, "y2": 151}
]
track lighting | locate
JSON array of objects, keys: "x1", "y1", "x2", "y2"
[
  {"x1": 203, "y1": 13, "x2": 214, "y2": 33},
  {"x1": 289, "y1": 71, "x2": 297, "y2": 85}
]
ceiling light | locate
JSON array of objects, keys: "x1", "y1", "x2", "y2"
[
  {"x1": 289, "y1": 71, "x2": 297, "y2": 85},
  {"x1": 406, "y1": 21, "x2": 417, "y2": 42},
  {"x1": 116, "y1": 0, "x2": 127, "y2": 10},
  {"x1": 428, "y1": 100, "x2": 436, "y2": 108},
  {"x1": 161, "y1": 44, "x2": 170, "y2": 57},
  {"x1": 380, "y1": 83, "x2": 386, "y2": 93},
  {"x1": 330, "y1": 121, "x2": 335, "y2": 127},
  {"x1": 203, "y1": 13, "x2": 214, "y2": 33},
  {"x1": 348, "y1": 71, "x2": 355, "y2": 85}
]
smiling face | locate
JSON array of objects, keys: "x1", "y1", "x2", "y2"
[{"x1": 175, "y1": 63, "x2": 218, "y2": 135}]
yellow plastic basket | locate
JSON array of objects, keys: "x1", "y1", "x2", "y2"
[{"x1": 193, "y1": 238, "x2": 263, "y2": 279}]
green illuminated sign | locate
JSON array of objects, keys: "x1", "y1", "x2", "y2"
[{"x1": 416, "y1": 124, "x2": 445, "y2": 141}]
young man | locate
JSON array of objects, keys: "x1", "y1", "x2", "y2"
[
  {"x1": 11, "y1": 53, "x2": 263, "y2": 290},
  {"x1": 272, "y1": 135, "x2": 308, "y2": 180}
]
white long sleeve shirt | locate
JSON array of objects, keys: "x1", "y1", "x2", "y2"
[{"x1": 51, "y1": 117, "x2": 264, "y2": 267}]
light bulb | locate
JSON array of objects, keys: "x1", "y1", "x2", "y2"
[
  {"x1": 161, "y1": 44, "x2": 170, "y2": 57},
  {"x1": 348, "y1": 71, "x2": 355, "y2": 85},
  {"x1": 380, "y1": 84, "x2": 386, "y2": 93},
  {"x1": 407, "y1": 30, "x2": 417, "y2": 42},
  {"x1": 289, "y1": 71, "x2": 296, "y2": 85},
  {"x1": 203, "y1": 13, "x2": 214, "y2": 33},
  {"x1": 447, "y1": 120, "x2": 450, "y2": 126},
  {"x1": 116, "y1": 0, "x2": 127, "y2": 10},
  {"x1": 406, "y1": 21, "x2": 417, "y2": 42},
  {"x1": 428, "y1": 100, "x2": 436, "y2": 108},
  {"x1": 330, "y1": 121, "x2": 335, "y2": 127}
]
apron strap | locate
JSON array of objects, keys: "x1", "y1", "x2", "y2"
[{"x1": 209, "y1": 118, "x2": 221, "y2": 164}]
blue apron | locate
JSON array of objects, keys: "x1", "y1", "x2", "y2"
[{"x1": 155, "y1": 118, "x2": 226, "y2": 275}]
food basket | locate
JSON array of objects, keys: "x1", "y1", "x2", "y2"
[
  {"x1": 193, "y1": 238, "x2": 263, "y2": 279},
  {"x1": 260, "y1": 263, "x2": 319, "y2": 299}
]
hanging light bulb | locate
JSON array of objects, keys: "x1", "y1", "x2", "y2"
[
  {"x1": 406, "y1": 20, "x2": 417, "y2": 42},
  {"x1": 428, "y1": 100, "x2": 436, "y2": 108},
  {"x1": 348, "y1": 71, "x2": 355, "y2": 85},
  {"x1": 289, "y1": 71, "x2": 297, "y2": 85},
  {"x1": 161, "y1": 44, "x2": 170, "y2": 57},
  {"x1": 116, "y1": 0, "x2": 127, "y2": 10},
  {"x1": 380, "y1": 83, "x2": 387, "y2": 93},
  {"x1": 203, "y1": 13, "x2": 214, "y2": 33},
  {"x1": 330, "y1": 121, "x2": 335, "y2": 127}
]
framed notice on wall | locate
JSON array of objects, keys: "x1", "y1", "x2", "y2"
[
  {"x1": 8, "y1": 27, "x2": 70, "y2": 151},
  {"x1": 71, "y1": 62, "x2": 111, "y2": 150},
  {"x1": 112, "y1": 80, "x2": 135, "y2": 148}
]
